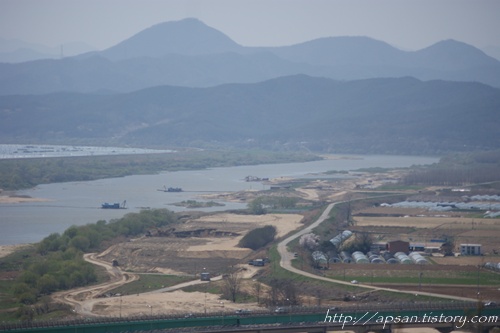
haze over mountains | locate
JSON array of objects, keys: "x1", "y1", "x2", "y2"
[
  {"x1": 2, "y1": 18, "x2": 500, "y2": 94},
  {"x1": 1, "y1": 18, "x2": 499, "y2": 154},
  {"x1": 0, "y1": 38, "x2": 96, "y2": 63}
]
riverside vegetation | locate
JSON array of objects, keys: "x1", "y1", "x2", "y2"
[{"x1": 0, "y1": 149, "x2": 319, "y2": 191}]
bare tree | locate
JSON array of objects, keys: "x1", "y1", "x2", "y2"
[
  {"x1": 253, "y1": 280, "x2": 262, "y2": 305},
  {"x1": 299, "y1": 233, "x2": 320, "y2": 251},
  {"x1": 222, "y1": 271, "x2": 242, "y2": 303},
  {"x1": 267, "y1": 278, "x2": 299, "y2": 306},
  {"x1": 344, "y1": 232, "x2": 373, "y2": 253}
]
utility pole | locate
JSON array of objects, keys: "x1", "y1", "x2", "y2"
[{"x1": 476, "y1": 265, "x2": 481, "y2": 298}]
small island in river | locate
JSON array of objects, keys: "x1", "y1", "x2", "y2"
[{"x1": 172, "y1": 200, "x2": 225, "y2": 208}]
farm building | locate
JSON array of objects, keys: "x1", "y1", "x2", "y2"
[
  {"x1": 409, "y1": 252, "x2": 429, "y2": 264},
  {"x1": 409, "y1": 242, "x2": 443, "y2": 253},
  {"x1": 371, "y1": 242, "x2": 387, "y2": 252},
  {"x1": 394, "y1": 252, "x2": 412, "y2": 264},
  {"x1": 409, "y1": 243, "x2": 425, "y2": 252},
  {"x1": 387, "y1": 240, "x2": 410, "y2": 254},
  {"x1": 340, "y1": 251, "x2": 352, "y2": 263},
  {"x1": 459, "y1": 244, "x2": 482, "y2": 256},
  {"x1": 351, "y1": 251, "x2": 369, "y2": 264},
  {"x1": 312, "y1": 251, "x2": 328, "y2": 268}
]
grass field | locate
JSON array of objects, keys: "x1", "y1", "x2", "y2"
[
  {"x1": 107, "y1": 274, "x2": 196, "y2": 295},
  {"x1": 324, "y1": 264, "x2": 499, "y2": 285}
]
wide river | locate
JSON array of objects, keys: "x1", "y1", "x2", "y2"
[{"x1": 0, "y1": 154, "x2": 438, "y2": 245}]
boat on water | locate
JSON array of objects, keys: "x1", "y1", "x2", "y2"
[
  {"x1": 101, "y1": 200, "x2": 126, "y2": 209},
  {"x1": 157, "y1": 185, "x2": 183, "y2": 192}
]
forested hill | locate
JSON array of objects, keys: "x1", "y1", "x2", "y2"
[{"x1": 1, "y1": 75, "x2": 499, "y2": 155}]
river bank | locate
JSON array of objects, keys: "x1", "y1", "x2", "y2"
[
  {"x1": 0, "y1": 191, "x2": 50, "y2": 204},
  {"x1": 0, "y1": 244, "x2": 31, "y2": 258}
]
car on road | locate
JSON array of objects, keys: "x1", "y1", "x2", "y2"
[{"x1": 274, "y1": 307, "x2": 289, "y2": 313}]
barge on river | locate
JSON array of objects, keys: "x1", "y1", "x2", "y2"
[{"x1": 101, "y1": 200, "x2": 126, "y2": 209}]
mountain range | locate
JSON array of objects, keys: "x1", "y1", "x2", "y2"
[
  {"x1": 1, "y1": 18, "x2": 499, "y2": 155},
  {"x1": 1, "y1": 18, "x2": 500, "y2": 95},
  {"x1": 1, "y1": 75, "x2": 499, "y2": 154}
]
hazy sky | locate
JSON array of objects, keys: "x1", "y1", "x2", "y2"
[{"x1": 1, "y1": 0, "x2": 499, "y2": 51}]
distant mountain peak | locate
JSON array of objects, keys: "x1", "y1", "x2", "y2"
[
  {"x1": 415, "y1": 39, "x2": 499, "y2": 70},
  {"x1": 100, "y1": 17, "x2": 243, "y2": 60}
]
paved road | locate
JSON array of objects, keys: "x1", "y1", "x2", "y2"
[{"x1": 276, "y1": 202, "x2": 478, "y2": 302}]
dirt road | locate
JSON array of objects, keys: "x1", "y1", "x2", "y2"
[
  {"x1": 53, "y1": 252, "x2": 265, "y2": 317},
  {"x1": 52, "y1": 253, "x2": 140, "y2": 316}
]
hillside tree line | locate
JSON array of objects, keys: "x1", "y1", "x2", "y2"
[{"x1": 12, "y1": 209, "x2": 177, "y2": 306}]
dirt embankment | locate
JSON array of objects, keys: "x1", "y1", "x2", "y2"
[{"x1": 99, "y1": 213, "x2": 304, "y2": 275}]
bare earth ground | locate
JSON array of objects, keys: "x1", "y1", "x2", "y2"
[
  {"x1": 99, "y1": 213, "x2": 304, "y2": 276},
  {"x1": 54, "y1": 213, "x2": 304, "y2": 317},
  {"x1": 353, "y1": 210, "x2": 500, "y2": 255},
  {"x1": 0, "y1": 194, "x2": 50, "y2": 204}
]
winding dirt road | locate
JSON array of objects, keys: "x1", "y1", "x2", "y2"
[
  {"x1": 52, "y1": 252, "x2": 261, "y2": 316},
  {"x1": 51, "y1": 253, "x2": 140, "y2": 316}
]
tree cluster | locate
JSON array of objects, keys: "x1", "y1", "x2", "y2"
[
  {"x1": 238, "y1": 225, "x2": 277, "y2": 250},
  {"x1": 342, "y1": 232, "x2": 373, "y2": 254},
  {"x1": 299, "y1": 233, "x2": 320, "y2": 251},
  {"x1": 267, "y1": 278, "x2": 299, "y2": 306},
  {"x1": 13, "y1": 248, "x2": 96, "y2": 305}
]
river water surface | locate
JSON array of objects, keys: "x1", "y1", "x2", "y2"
[{"x1": 0, "y1": 154, "x2": 438, "y2": 245}]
